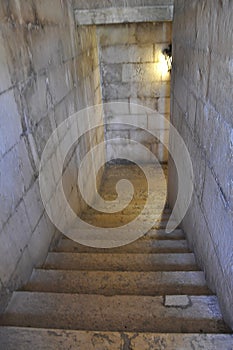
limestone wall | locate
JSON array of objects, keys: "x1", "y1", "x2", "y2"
[
  {"x1": 0, "y1": 0, "x2": 103, "y2": 310},
  {"x1": 168, "y1": 0, "x2": 233, "y2": 328},
  {"x1": 73, "y1": 0, "x2": 174, "y2": 10},
  {"x1": 97, "y1": 22, "x2": 172, "y2": 163}
]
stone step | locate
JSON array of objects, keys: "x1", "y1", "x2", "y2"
[
  {"x1": 82, "y1": 213, "x2": 174, "y2": 222},
  {"x1": 54, "y1": 238, "x2": 190, "y2": 253},
  {"x1": 99, "y1": 175, "x2": 165, "y2": 184},
  {"x1": 23, "y1": 270, "x2": 211, "y2": 296},
  {"x1": 1, "y1": 327, "x2": 233, "y2": 350},
  {"x1": 99, "y1": 176, "x2": 164, "y2": 185},
  {"x1": 79, "y1": 215, "x2": 178, "y2": 229},
  {"x1": 61, "y1": 228, "x2": 185, "y2": 242},
  {"x1": 98, "y1": 188, "x2": 165, "y2": 197},
  {"x1": 43, "y1": 252, "x2": 200, "y2": 271},
  {"x1": 153, "y1": 221, "x2": 177, "y2": 229},
  {"x1": 84, "y1": 209, "x2": 172, "y2": 219},
  {"x1": 144, "y1": 228, "x2": 185, "y2": 239},
  {"x1": 0, "y1": 293, "x2": 230, "y2": 333}
]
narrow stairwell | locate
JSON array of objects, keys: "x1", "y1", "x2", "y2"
[{"x1": 0, "y1": 164, "x2": 232, "y2": 349}]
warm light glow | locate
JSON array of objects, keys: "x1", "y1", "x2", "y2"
[{"x1": 158, "y1": 52, "x2": 170, "y2": 79}]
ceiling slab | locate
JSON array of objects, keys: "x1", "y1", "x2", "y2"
[{"x1": 74, "y1": 5, "x2": 174, "y2": 25}]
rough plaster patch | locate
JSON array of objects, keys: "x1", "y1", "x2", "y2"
[{"x1": 164, "y1": 295, "x2": 191, "y2": 308}]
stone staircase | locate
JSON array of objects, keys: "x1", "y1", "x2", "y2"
[{"x1": 0, "y1": 164, "x2": 232, "y2": 349}]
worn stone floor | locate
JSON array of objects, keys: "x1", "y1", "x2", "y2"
[{"x1": 81, "y1": 162, "x2": 168, "y2": 228}]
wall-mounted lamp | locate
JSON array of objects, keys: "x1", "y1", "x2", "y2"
[{"x1": 162, "y1": 44, "x2": 172, "y2": 72}]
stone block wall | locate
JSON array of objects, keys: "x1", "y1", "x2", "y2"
[
  {"x1": 97, "y1": 22, "x2": 172, "y2": 163},
  {"x1": 73, "y1": 0, "x2": 174, "y2": 10},
  {"x1": 0, "y1": 0, "x2": 103, "y2": 310},
  {"x1": 168, "y1": 0, "x2": 233, "y2": 328}
]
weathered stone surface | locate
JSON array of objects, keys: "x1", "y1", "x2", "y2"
[
  {"x1": 0, "y1": 0, "x2": 104, "y2": 306},
  {"x1": 101, "y1": 63, "x2": 123, "y2": 83},
  {"x1": 98, "y1": 22, "x2": 171, "y2": 163},
  {"x1": 0, "y1": 33, "x2": 12, "y2": 94},
  {"x1": 97, "y1": 24, "x2": 137, "y2": 46},
  {"x1": 169, "y1": 0, "x2": 233, "y2": 329},
  {"x1": 75, "y1": 6, "x2": 174, "y2": 25},
  {"x1": 55, "y1": 237, "x2": 189, "y2": 253},
  {"x1": 1, "y1": 328, "x2": 233, "y2": 350},
  {"x1": 101, "y1": 44, "x2": 154, "y2": 64},
  {"x1": 0, "y1": 1, "x2": 232, "y2": 344},
  {"x1": 122, "y1": 63, "x2": 164, "y2": 83},
  {"x1": 24, "y1": 269, "x2": 210, "y2": 296},
  {"x1": 0, "y1": 91, "x2": 22, "y2": 158},
  {"x1": 164, "y1": 295, "x2": 190, "y2": 308},
  {"x1": 136, "y1": 22, "x2": 172, "y2": 44},
  {"x1": 0, "y1": 229, "x2": 21, "y2": 286},
  {"x1": 23, "y1": 180, "x2": 45, "y2": 231},
  {"x1": 0, "y1": 161, "x2": 231, "y2": 345},
  {"x1": 44, "y1": 252, "x2": 199, "y2": 272},
  {"x1": 0, "y1": 292, "x2": 229, "y2": 333},
  {"x1": 74, "y1": 0, "x2": 174, "y2": 10}
]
